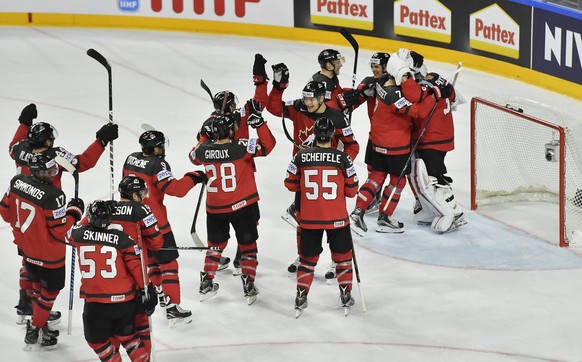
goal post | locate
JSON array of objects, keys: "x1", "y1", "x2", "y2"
[{"x1": 470, "y1": 96, "x2": 582, "y2": 247}]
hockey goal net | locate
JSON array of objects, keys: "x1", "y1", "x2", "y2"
[{"x1": 471, "y1": 96, "x2": 582, "y2": 247}]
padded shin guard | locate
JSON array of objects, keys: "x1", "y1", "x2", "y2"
[
  {"x1": 88, "y1": 340, "x2": 121, "y2": 362},
  {"x1": 297, "y1": 255, "x2": 319, "y2": 295},
  {"x1": 239, "y1": 242, "x2": 258, "y2": 280},
  {"x1": 159, "y1": 260, "x2": 181, "y2": 305}
]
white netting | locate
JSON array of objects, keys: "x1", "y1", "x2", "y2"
[{"x1": 472, "y1": 95, "x2": 582, "y2": 245}]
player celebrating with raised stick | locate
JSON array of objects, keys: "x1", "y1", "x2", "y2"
[{"x1": 191, "y1": 105, "x2": 276, "y2": 305}]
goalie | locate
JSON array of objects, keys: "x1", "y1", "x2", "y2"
[{"x1": 408, "y1": 71, "x2": 466, "y2": 233}]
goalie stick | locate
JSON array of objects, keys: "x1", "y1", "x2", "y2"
[
  {"x1": 87, "y1": 48, "x2": 115, "y2": 201},
  {"x1": 55, "y1": 156, "x2": 79, "y2": 335},
  {"x1": 381, "y1": 63, "x2": 464, "y2": 214}
]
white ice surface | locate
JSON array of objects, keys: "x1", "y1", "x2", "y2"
[{"x1": 0, "y1": 27, "x2": 582, "y2": 362}]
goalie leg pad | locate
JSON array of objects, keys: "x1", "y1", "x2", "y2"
[{"x1": 411, "y1": 159, "x2": 446, "y2": 221}]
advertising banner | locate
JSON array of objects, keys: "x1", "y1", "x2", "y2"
[
  {"x1": 294, "y1": 0, "x2": 531, "y2": 67},
  {"x1": 532, "y1": 8, "x2": 582, "y2": 85},
  {"x1": 0, "y1": 0, "x2": 294, "y2": 27}
]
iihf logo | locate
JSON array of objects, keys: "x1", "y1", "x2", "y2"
[{"x1": 119, "y1": 0, "x2": 139, "y2": 12}]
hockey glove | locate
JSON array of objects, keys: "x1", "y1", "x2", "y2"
[
  {"x1": 246, "y1": 99, "x2": 264, "y2": 128},
  {"x1": 357, "y1": 76, "x2": 377, "y2": 98},
  {"x1": 272, "y1": 63, "x2": 289, "y2": 90},
  {"x1": 19, "y1": 103, "x2": 37, "y2": 127},
  {"x1": 66, "y1": 198, "x2": 85, "y2": 222},
  {"x1": 387, "y1": 55, "x2": 413, "y2": 86},
  {"x1": 336, "y1": 89, "x2": 362, "y2": 110},
  {"x1": 186, "y1": 170, "x2": 208, "y2": 184},
  {"x1": 410, "y1": 51, "x2": 424, "y2": 69},
  {"x1": 425, "y1": 73, "x2": 452, "y2": 100},
  {"x1": 253, "y1": 53, "x2": 268, "y2": 85},
  {"x1": 96, "y1": 123, "x2": 119, "y2": 146},
  {"x1": 138, "y1": 282, "x2": 158, "y2": 316}
]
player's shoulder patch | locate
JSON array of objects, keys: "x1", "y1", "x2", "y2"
[
  {"x1": 156, "y1": 169, "x2": 173, "y2": 182},
  {"x1": 287, "y1": 161, "x2": 297, "y2": 175},
  {"x1": 241, "y1": 106, "x2": 247, "y2": 117},
  {"x1": 285, "y1": 99, "x2": 294, "y2": 107},
  {"x1": 247, "y1": 138, "x2": 257, "y2": 154},
  {"x1": 53, "y1": 206, "x2": 66, "y2": 219},
  {"x1": 346, "y1": 165, "x2": 357, "y2": 178},
  {"x1": 341, "y1": 126, "x2": 354, "y2": 136},
  {"x1": 394, "y1": 96, "x2": 412, "y2": 109},
  {"x1": 142, "y1": 213, "x2": 157, "y2": 228}
]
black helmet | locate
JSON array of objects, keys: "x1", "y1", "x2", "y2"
[
  {"x1": 302, "y1": 81, "x2": 326, "y2": 100},
  {"x1": 318, "y1": 49, "x2": 343, "y2": 68},
  {"x1": 27, "y1": 122, "x2": 57, "y2": 148},
  {"x1": 211, "y1": 114, "x2": 235, "y2": 140},
  {"x1": 86, "y1": 200, "x2": 112, "y2": 229},
  {"x1": 119, "y1": 175, "x2": 148, "y2": 200},
  {"x1": 212, "y1": 91, "x2": 238, "y2": 114},
  {"x1": 313, "y1": 117, "x2": 335, "y2": 143},
  {"x1": 28, "y1": 153, "x2": 59, "y2": 182},
  {"x1": 370, "y1": 52, "x2": 390, "y2": 68},
  {"x1": 139, "y1": 130, "x2": 166, "y2": 154}
]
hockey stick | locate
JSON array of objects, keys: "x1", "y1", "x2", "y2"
[
  {"x1": 351, "y1": 242, "x2": 366, "y2": 313},
  {"x1": 87, "y1": 48, "x2": 115, "y2": 200},
  {"x1": 381, "y1": 63, "x2": 463, "y2": 213},
  {"x1": 56, "y1": 156, "x2": 79, "y2": 335},
  {"x1": 141, "y1": 123, "x2": 155, "y2": 131},
  {"x1": 281, "y1": 112, "x2": 306, "y2": 150},
  {"x1": 340, "y1": 27, "x2": 359, "y2": 125},
  {"x1": 136, "y1": 225, "x2": 155, "y2": 362},
  {"x1": 190, "y1": 184, "x2": 206, "y2": 248},
  {"x1": 200, "y1": 79, "x2": 214, "y2": 102},
  {"x1": 160, "y1": 246, "x2": 220, "y2": 251}
]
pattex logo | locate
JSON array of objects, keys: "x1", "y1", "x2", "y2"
[
  {"x1": 311, "y1": 0, "x2": 373, "y2": 31},
  {"x1": 470, "y1": 4, "x2": 520, "y2": 59},
  {"x1": 151, "y1": 0, "x2": 259, "y2": 17},
  {"x1": 393, "y1": 0, "x2": 451, "y2": 44}
]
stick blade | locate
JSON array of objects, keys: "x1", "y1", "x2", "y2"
[
  {"x1": 87, "y1": 48, "x2": 111, "y2": 71},
  {"x1": 190, "y1": 232, "x2": 206, "y2": 248}
]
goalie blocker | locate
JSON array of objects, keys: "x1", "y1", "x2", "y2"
[{"x1": 410, "y1": 158, "x2": 466, "y2": 233}]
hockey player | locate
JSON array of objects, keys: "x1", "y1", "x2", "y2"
[
  {"x1": 410, "y1": 72, "x2": 466, "y2": 232},
  {"x1": 8, "y1": 104, "x2": 118, "y2": 324},
  {"x1": 67, "y1": 200, "x2": 155, "y2": 362},
  {"x1": 123, "y1": 130, "x2": 207, "y2": 324},
  {"x1": 0, "y1": 153, "x2": 84, "y2": 350},
  {"x1": 350, "y1": 56, "x2": 436, "y2": 235},
  {"x1": 106, "y1": 175, "x2": 163, "y2": 349},
  {"x1": 193, "y1": 54, "x2": 271, "y2": 274},
  {"x1": 190, "y1": 106, "x2": 276, "y2": 305},
  {"x1": 284, "y1": 117, "x2": 359, "y2": 317},
  {"x1": 267, "y1": 69, "x2": 359, "y2": 273}
]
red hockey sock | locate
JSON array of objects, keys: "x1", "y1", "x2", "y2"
[
  {"x1": 297, "y1": 254, "x2": 319, "y2": 295},
  {"x1": 239, "y1": 242, "x2": 258, "y2": 280},
  {"x1": 332, "y1": 251, "x2": 353, "y2": 293},
  {"x1": 356, "y1": 171, "x2": 387, "y2": 210},
  {"x1": 204, "y1": 241, "x2": 228, "y2": 279},
  {"x1": 117, "y1": 333, "x2": 149, "y2": 362},
  {"x1": 32, "y1": 289, "x2": 59, "y2": 329},
  {"x1": 379, "y1": 175, "x2": 407, "y2": 215},
  {"x1": 159, "y1": 260, "x2": 180, "y2": 305},
  {"x1": 88, "y1": 340, "x2": 121, "y2": 362}
]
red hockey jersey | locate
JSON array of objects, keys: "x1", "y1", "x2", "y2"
[
  {"x1": 67, "y1": 224, "x2": 144, "y2": 304},
  {"x1": 0, "y1": 174, "x2": 76, "y2": 268},
  {"x1": 284, "y1": 146, "x2": 358, "y2": 229}
]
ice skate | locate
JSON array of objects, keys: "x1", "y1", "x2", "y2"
[
  {"x1": 413, "y1": 199, "x2": 434, "y2": 226},
  {"x1": 376, "y1": 213, "x2": 404, "y2": 233},
  {"x1": 23, "y1": 320, "x2": 39, "y2": 351},
  {"x1": 349, "y1": 207, "x2": 367, "y2": 236},
  {"x1": 155, "y1": 285, "x2": 169, "y2": 317},
  {"x1": 199, "y1": 272, "x2": 219, "y2": 302},
  {"x1": 365, "y1": 193, "x2": 381, "y2": 215},
  {"x1": 294, "y1": 289, "x2": 308, "y2": 318},
  {"x1": 232, "y1": 258, "x2": 242, "y2": 276},
  {"x1": 166, "y1": 304, "x2": 193, "y2": 327},
  {"x1": 324, "y1": 262, "x2": 336, "y2": 285},
  {"x1": 24, "y1": 321, "x2": 58, "y2": 351},
  {"x1": 340, "y1": 287, "x2": 355, "y2": 317},
  {"x1": 241, "y1": 275, "x2": 259, "y2": 306},
  {"x1": 217, "y1": 256, "x2": 231, "y2": 271},
  {"x1": 287, "y1": 257, "x2": 300, "y2": 274},
  {"x1": 281, "y1": 202, "x2": 298, "y2": 228}
]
